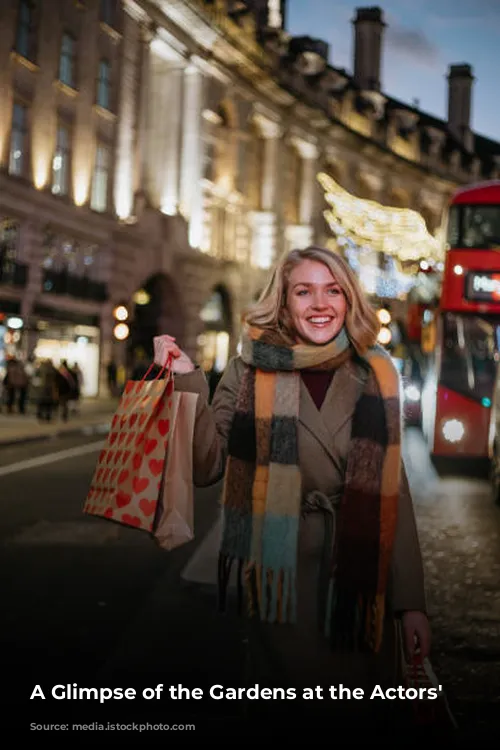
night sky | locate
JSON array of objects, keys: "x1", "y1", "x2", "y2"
[{"x1": 287, "y1": 0, "x2": 499, "y2": 141}]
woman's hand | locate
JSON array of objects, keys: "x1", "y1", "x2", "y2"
[
  {"x1": 402, "y1": 610, "x2": 431, "y2": 661},
  {"x1": 153, "y1": 335, "x2": 195, "y2": 375}
]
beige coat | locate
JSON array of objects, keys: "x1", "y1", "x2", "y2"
[{"x1": 175, "y1": 355, "x2": 427, "y2": 701}]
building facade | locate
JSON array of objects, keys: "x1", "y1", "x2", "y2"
[{"x1": 0, "y1": 0, "x2": 499, "y2": 395}]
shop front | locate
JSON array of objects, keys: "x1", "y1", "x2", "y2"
[{"x1": 29, "y1": 308, "x2": 101, "y2": 397}]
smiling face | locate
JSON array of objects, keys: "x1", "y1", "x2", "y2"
[{"x1": 286, "y1": 259, "x2": 348, "y2": 345}]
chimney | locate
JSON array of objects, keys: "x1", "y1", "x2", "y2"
[
  {"x1": 352, "y1": 6, "x2": 386, "y2": 92},
  {"x1": 447, "y1": 63, "x2": 474, "y2": 152}
]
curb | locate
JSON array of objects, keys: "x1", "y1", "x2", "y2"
[{"x1": 0, "y1": 421, "x2": 111, "y2": 448}]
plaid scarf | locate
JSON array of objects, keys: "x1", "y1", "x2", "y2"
[{"x1": 218, "y1": 325, "x2": 401, "y2": 653}]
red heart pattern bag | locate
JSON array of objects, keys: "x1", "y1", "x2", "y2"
[{"x1": 83, "y1": 368, "x2": 174, "y2": 532}]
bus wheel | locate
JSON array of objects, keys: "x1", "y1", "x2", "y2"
[{"x1": 490, "y1": 447, "x2": 500, "y2": 506}]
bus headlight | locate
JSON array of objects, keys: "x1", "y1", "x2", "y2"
[
  {"x1": 441, "y1": 419, "x2": 465, "y2": 443},
  {"x1": 404, "y1": 384, "x2": 421, "y2": 402}
]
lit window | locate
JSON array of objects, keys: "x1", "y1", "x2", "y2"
[
  {"x1": 14, "y1": 0, "x2": 37, "y2": 61},
  {"x1": 59, "y1": 33, "x2": 76, "y2": 88},
  {"x1": 0, "y1": 220, "x2": 20, "y2": 267},
  {"x1": 9, "y1": 104, "x2": 28, "y2": 177},
  {"x1": 96, "y1": 60, "x2": 111, "y2": 109},
  {"x1": 90, "y1": 144, "x2": 110, "y2": 212},
  {"x1": 52, "y1": 125, "x2": 71, "y2": 196}
]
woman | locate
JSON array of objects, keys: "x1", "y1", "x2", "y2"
[{"x1": 155, "y1": 246, "x2": 431, "y2": 727}]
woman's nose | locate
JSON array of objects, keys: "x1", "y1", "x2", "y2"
[{"x1": 311, "y1": 292, "x2": 329, "y2": 308}]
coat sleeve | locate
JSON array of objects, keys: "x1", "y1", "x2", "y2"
[
  {"x1": 389, "y1": 461, "x2": 428, "y2": 614},
  {"x1": 173, "y1": 358, "x2": 243, "y2": 487}
]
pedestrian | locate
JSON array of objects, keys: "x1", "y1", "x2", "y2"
[
  {"x1": 154, "y1": 245, "x2": 431, "y2": 730},
  {"x1": 56, "y1": 359, "x2": 76, "y2": 422},
  {"x1": 106, "y1": 359, "x2": 117, "y2": 397},
  {"x1": 69, "y1": 362, "x2": 83, "y2": 415},
  {"x1": 3, "y1": 357, "x2": 29, "y2": 414},
  {"x1": 35, "y1": 359, "x2": 59, "y2": 421}
]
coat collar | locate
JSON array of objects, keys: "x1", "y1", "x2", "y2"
[{"x1": 299, "y1": 358, "x2": 368, "y2": 463}]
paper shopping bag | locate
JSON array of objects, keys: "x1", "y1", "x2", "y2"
[
  {"x1": 83, "y1": 372, "x2": 174, "y2": 532},
  {"x1": 153, "y1": 391, "x2": 198, "y2": 551},
  {"x1": 396, "y1": 620, "x2": 458, "y2": 732}
]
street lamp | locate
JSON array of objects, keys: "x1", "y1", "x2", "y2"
[
  {"x1": 113, "y1": 322, "x2": 130, "y2": 341},
  {"x1": 113, "y1": 304, "x2": 129, "y2": 321},
  {"x1": 112, "y1": 303, "x2": 130, "y2": 341}
]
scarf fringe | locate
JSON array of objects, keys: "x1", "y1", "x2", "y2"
[
  {"x1": 325, "y1": 581, "x2": 386, "y2": 653},
  {"x1": 218, "y1": 554, "x2": 297, "y2": 624}
]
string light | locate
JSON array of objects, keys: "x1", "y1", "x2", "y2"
[{"x1": 317, "y1": 173, "x2": 443, "y2": 263}]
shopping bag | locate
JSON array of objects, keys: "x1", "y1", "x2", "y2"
[
  {"x1": 397, "y1": 621, "x2": 458, "y2": 731},
  {"x1": 153, "y1": 391, "x2": 198, "y2": 551},
  {"x1": 83, "y1": 364, "x2": 174, "y2": 532}
]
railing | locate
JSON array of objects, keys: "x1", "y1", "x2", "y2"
[
  {"x1": 0, "y1": 261, "x2": 29, "y2": 287},
  {"x1": 42, "y1": 269, "x2": 108, "y2": 302}
]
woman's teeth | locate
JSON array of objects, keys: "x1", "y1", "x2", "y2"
[{"x1": 308, "y1": 317, "x2": 332, "y2": 324}]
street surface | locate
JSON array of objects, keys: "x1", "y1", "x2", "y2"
[{"x1": 1, "y1": 426, "x2": 499, "y2": 736}]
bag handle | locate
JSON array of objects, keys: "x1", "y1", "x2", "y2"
[{"x1": 141, "y1": 353, "x2": 173, "y2": 383}]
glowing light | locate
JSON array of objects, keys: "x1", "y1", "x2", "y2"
[
  {"x1": 377, "y1": 308, "x2": 391, "y2": 325},
  {"x1": 453, "y1": 265, "x2": 464, "y2": 276},
  {"x1": 7, "y1": 317, "x2": 23, "y2": 329},
  {"x1": 133, "y1": 289, "x2": 150, "y2": 306},
  {"x1": 34, "y1": 156, "x2": 50, "y2": 189},
  {"x1": 113, "y1": 305, "x2": 128, "y2": 321},
  {"x1": 317, "y1": 172, "x2": 443, "y2": 263},
  {"x1": 113, "y1": 323, "x2": 130, "y2": 341},
  {"x1": 441, "y1": 419, "x2": 465, "y2": 443},
  {"x1": 377, "y1": 326, "x2": 392, "y2": 345},
  {"x1": 74, "y1": 172, "x2": 89, "y2": 206},
  {"x1": 404, "y1": 384, "x2": 421, "y2": 402}
]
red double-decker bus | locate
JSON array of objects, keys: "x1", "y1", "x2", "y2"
[{"x1": 421, "y1": 181, "x2": 500, "y2": 463}]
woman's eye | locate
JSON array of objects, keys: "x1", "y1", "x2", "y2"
[
  {"x1": 296, "y1": 289, "x2": 309, "y2": 296},
  {"x1": 328, "y1": 288, "x2": 340, "y2": 295}
]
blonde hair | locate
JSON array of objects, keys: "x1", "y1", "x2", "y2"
[{"x1": 244, "y1": 245, "x2": 380, "y2": 355}]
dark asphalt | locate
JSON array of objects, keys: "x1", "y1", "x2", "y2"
[
  {"x1": 0, "y1": 432, "x2": 246, "y2": 735},
  {"x1": 1, "y1": 427, "x2": 499, "y2": 739}
]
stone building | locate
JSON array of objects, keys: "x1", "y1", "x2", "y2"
[{"x1": 0, "y1": 0, "x2": 498, "y2": 395}]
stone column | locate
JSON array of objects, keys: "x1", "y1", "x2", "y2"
[
  {"x1": 160, "y1": 65, "x2": 183, "y2": 215},
  {"x1": 113, "y1": 9, "x2": 141, "y2": 220},
  {"x1": 296, "y1": 140, "x2": 319, "y2": 226},
  {"x1": 146, "y1": 52, "x2": 184, "y2": 212},
  {"x1": 133, "y1": 22, "x2": 154, "y2": 198},
  {"x1": 179, "y1": 62, "x2": 206, "y2": 248},
  {"x1": 253, "y1": 113, "x2": 282, "y2": 212}
]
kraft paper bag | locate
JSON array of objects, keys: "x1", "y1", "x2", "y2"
[
  {"x1": 153, "y1": 391, "x2": 198, "y2": 551},
  {"x1": 83, "y1": 373, "x2": 174, "y2": 532}
]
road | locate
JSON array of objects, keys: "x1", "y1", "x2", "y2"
[{"x1": 1, "y1": 427, "x2": 499, "y2": 736}]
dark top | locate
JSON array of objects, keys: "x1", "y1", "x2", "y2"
[{"x1": 301, "y1": 370, "x2": 335, "y2": 411}]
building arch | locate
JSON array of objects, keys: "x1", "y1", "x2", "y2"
[
  {"x1": 128, "y1": 272, "x2": 185, "y2": 367},
  {"x1": 198, "y1": 283, "x2": 233, "y2": 396}
]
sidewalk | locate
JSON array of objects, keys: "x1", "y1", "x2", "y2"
[{"x1": 0, "y1": 397, "x2": 119, "y2": 446}]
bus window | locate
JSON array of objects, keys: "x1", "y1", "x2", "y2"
[
  {"x1": 440, "y1": 312, "x2": 498, "y2": 403},
  {"x1": 463, "y1": 206, "x2": 500, "y2": 249},
  {"x1": 446, "y1": 205, "x2": 460, "y2": 248}
]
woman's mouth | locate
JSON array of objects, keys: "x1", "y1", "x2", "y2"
[{"x1": 306, "y1": 316, "x2": 334, "y2": 328}]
